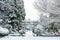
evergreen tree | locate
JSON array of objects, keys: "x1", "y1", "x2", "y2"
[{"x1": 0, "y1": 0, "x2": 25, "y2": 33}]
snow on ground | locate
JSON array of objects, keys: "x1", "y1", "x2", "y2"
[
  {"x1": 25, "y1": 30, "x2": 33, "y2": 37},
  {"x1": 0, "y1": 30, "x2": 60, "y2": 40},
  {"x1": 0, "y1": 36, "x2": 60, "y2": 40}
]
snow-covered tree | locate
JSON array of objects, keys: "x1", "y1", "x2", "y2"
[
  {"x1": 34, "y1": 0, "x2": 60, "y2": 36},
  {"x1": 0, "y1": 0, "x2": 25, "y2": 34}
]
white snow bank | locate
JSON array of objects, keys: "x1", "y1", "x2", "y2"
[
  {"x1": 25, "y1": 31, "x2": 33, "y2": 37},
  {"x1": 0, "y1": 36, "x2": 60, "y2": 40},
  {"x1": 0, "y1": 27, "x2": 9, "y2": 35}
]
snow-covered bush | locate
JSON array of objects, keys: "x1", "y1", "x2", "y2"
[
  {"x1": 32, "y1": 24, "x2": 46, "y2": 36},
  {"x1": 0, "y1": 26, "x2": 9, "y2": 36},
  {"x1": 19, "y1": 29, "x2": 25, "y2": 36}
]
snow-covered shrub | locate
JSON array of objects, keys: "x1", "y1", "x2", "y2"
[
  {"x1": 32, "y1": 24, "x2": 46, "y2": 36},
  {"x1": 19, "y1": 29, "x2": 25, "y2": 36},
  {"x1": 0, "y1": 26, "x2": 9, "y2": 36}
]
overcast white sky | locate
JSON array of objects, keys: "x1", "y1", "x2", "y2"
[{"x1": 23, "y1": 0, "x2": 39, "y2": 21}]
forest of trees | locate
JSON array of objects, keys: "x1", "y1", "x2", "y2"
[{"x1": 0, "y1": 0, "x2": 60, "y2": 37}]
